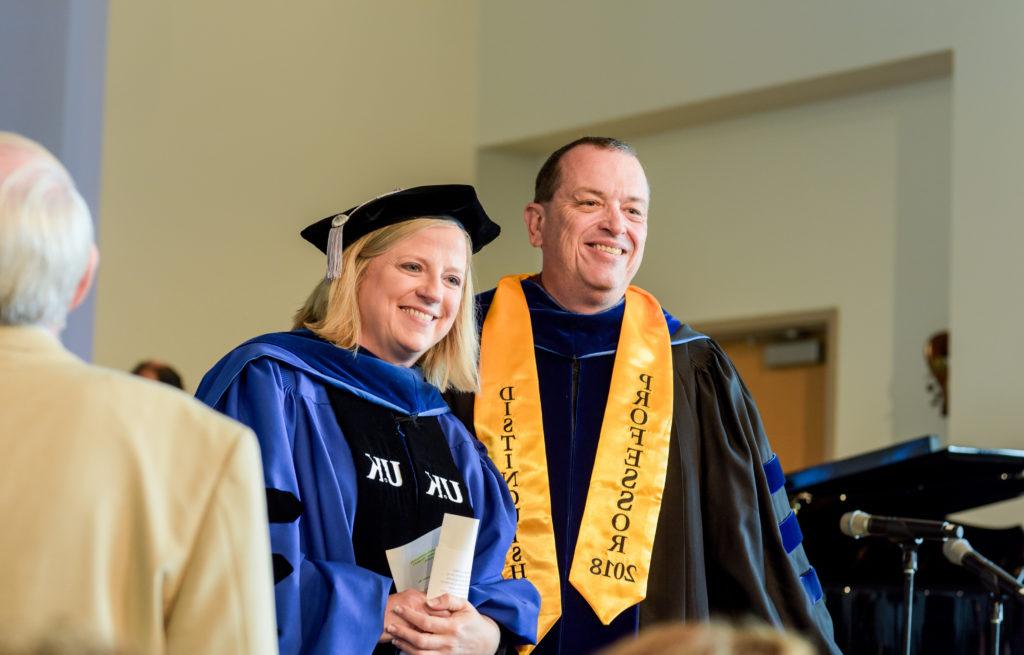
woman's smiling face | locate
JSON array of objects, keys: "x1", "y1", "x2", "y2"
[{"x1": 355, "y1": 223, "x2": 468, "y2": 366}]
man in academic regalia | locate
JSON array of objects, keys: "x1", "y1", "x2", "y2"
[
  {"x1": 450, "y1": 137, "x2": 841, "y2": 654},
  {"x1": 0, "y1": 132, "x2": 277, "y2": 654}
]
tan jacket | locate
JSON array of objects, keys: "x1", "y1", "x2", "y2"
[{"x1": 0, "y1": 326, "x2": 277, "y2": 654}]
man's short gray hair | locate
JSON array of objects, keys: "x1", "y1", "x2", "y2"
[{"x1": 0, "y1": 132, "x2": 94, "y2": 328}]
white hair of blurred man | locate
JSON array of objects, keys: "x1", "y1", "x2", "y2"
[{"x1": 0, "y1": 132, "x2": 96, "y2": 329}]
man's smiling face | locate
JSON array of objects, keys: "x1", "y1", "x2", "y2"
[{"x1": 526, "y1": 144, "x2": 649, "y2": 313}]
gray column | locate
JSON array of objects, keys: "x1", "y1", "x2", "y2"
[{"x1": 0, "y1": 0, "x2": 108, "y2": 360}]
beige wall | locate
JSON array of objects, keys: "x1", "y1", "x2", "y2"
[
  {"x1": 947, "y1": 4, "x2": 1024, "y2": 525},
  {"x1": 479, "y1": 0, "x2": 952, "y2": 146},
  {"x1": 473, "y1": 149, "x2": 543, "y2": 285},
  {"x1": 477, "y1": 79, "x2": 952, "y2": 460},
  {"x1": 949, "y1": 6, "x2": 1024, "y2": 450},
  {"x1": 95, "y1": 1, "x2": 478, "y2": 388}
]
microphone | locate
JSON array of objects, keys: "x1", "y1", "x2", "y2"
[
  {"x1": 943, "y1": 538, "x2": 1024, "y2": 600},
  {"x1": 840, "y1": 510, "x2": 964, "y2": 541}
]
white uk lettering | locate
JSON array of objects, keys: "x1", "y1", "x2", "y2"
[
  {"x1": 442, "y1": 477, "x2": 464, "y2": 503},
  {"x1": 365, "y1": 454, "x2": 382, "y2": 480},
  {"x1": 365, "y1": 454, "x2": 403, "y2": 487},
  {"x1": 425, "y1": 471, "x2": 464, "y2": 503}
]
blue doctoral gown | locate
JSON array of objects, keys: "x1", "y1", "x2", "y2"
[
  {"x1": 448, "y1": 280, "x2": 839, "y2": 655},
  {"x1": 197, "y1": 330, "x2": 540, "y2": 655}
]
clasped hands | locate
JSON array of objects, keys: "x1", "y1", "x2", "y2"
[{"x1": 380, "y1": 589, "x2": 500, "y2": 655}]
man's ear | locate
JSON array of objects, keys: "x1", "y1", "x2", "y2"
[
  {"x1": 69, "y1": 245, "x2": 98, "y2": 313},
  {"x1": 523, "y1": 202, "x2": 545, "y2": 248}
]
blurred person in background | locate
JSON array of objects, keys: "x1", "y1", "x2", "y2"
[{"x1": 131, "y1": 358, "x2": 184, "y2": 389}]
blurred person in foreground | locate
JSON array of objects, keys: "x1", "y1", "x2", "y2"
[
  {"x1": 0, "y1": 132, "x2": 277, "y2": 653},
  {"x1": 448, "y1": 137, "x2": 840, "y2": 654},
  {"x1": 131, "y1": 358, "x2": 184, "y2": 389},
  {"x1": 599, "y1": 622, "x2": 815, "y2": 655},
  {"x1": 197, "y1": 185, "x2": 540, "y2": 654}
]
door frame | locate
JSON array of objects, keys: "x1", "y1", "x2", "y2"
[{"x1": 693, "y1": 307, "x2": 838, "y2": 464}]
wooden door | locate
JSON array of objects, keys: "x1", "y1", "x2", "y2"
[{"x1": 719, "y1": 337, "x2": 827, "y2": 472}]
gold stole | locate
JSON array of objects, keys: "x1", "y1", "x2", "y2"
[{"x1": 475, "y1": 275, "x2": 673, "y2": 647}]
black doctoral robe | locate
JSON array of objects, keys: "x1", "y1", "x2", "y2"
[{"x1": 449, "y1": 279, "x2": 840, "y2": 654}]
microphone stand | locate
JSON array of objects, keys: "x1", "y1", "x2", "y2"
[
  {"x1": 839, "y1": 512, "x2": 966, "y2": 654},
  {"x1": 946, "y1": 542, "x2": 1021, "y2": 655},
  {"x1": 977, "y1": 572, "x2": 1019, "y2": 655},
  {"x1": 897, "y1": 538, "x2": 922, "y2": 655},
  {"x1": 988, "y1": 594, "x2": 1003, "y2": 655}
]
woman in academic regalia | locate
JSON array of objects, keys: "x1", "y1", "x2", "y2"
[{"x1": 197, "y1": 186, "x2": 540, "y2": 655}]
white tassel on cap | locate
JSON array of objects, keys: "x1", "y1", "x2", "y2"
[
  {"x1": 324, "y1": 188, "x2": 402, "y2": 279},
  {"x1": 325, "y1": 213, "x2": 348, "y2": 280}
]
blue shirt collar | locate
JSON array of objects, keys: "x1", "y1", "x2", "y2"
[{"x1": 513, "y1": 279, "x2": 682, "y2": 359}]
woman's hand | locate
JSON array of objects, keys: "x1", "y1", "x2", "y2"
[
  {"x1": 379, "y1": 589, "x2": 452, "y2": 644},
  {"x1": 385, "y1": 593, "x2": 501, "y2": 655}
]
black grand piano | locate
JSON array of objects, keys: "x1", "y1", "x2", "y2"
[{"x1": 786, "y1": 436, "x2": 1024, "y2": 654}]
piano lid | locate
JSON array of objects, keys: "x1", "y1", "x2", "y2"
[{"x1": 786, "y1": 435, "x2": 1024, "y2": 519}]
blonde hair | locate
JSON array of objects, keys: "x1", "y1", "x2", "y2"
[
  {"x1": 292, "y1": 277, "x2": 332, "y2": 330},
  {"x1": 599, "y1": 621, "x2": 815, "y2": 655},
  {"x1": 0, "y1": 132, "x2": 93, "y2": 328},
  {"x1": 307, "y1": 217, "x2": 479, "y2": 392}
]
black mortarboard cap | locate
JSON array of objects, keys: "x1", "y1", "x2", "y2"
[{"x1": 301, "y1": 184, "x2": 500, "y2": 278}]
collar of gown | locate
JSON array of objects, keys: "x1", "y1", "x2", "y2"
[
  {"x1": 516, "y1": 279, "x2": 682, "y2": 359},
  {"x1": 208, "y1": 329, "x2": 448, "y2": 417}
]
